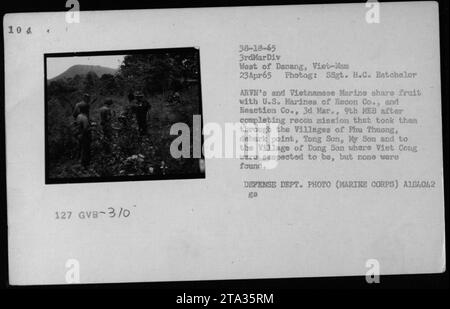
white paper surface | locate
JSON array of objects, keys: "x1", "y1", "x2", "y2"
[{"x1": 4, "y1": 2, "x2": 445, "y2": 285}]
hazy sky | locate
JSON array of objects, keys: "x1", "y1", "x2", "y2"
[{"x1": 46, "y1": 55, "x2": 125, "y2": 79}]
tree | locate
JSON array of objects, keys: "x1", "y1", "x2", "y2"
[
  {"x1": 83, "y1": 71, "x2": 99, "y2": 93},
  {"x1": 99, "y1": 74, "x2": 117, "y2": 95},
  {"x1": 118, "y1": 50, "x2": 200, "y2": 95}
]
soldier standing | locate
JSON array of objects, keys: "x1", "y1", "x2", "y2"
[
  {"x1": 132, "y1": 91, "x2": 150, "y2": 136},
  {"x1": 99, "y1": 99, "x2": 114, "y2": 140},
  {"x1": 76, "y1": 104, "x2": 91, "y2": 167},
  {"x1": 73, "y1": 93, "x2": 91, "y2": 119}
]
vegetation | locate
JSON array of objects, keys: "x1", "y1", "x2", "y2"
[{"x1": 47, "y1": 50, "x2": 203, "y2": 180}]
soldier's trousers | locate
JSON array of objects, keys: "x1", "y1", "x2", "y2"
[
  {"x1": 102, "y1": 125, "x2": 112, "y2": 153},
  {"x1": 79, "y1": 135, "x2": 91, "y2": 167},
  {"x1": 137, "y1": 118, "x2": 147, "y2": 136}
]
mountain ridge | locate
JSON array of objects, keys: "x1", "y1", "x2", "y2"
[{"x1": 49, "y1": 64, "x2": 118, "y2": 81}]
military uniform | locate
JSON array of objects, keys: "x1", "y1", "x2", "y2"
[
  {"x1": 73, "y1": 101, "x2": 89, "y2": 119},
  {"x1": 132, "y1": 92, "x2": 150, "y2": 136},
  {"x1": 99, "y1": 105, "x2": 113, "y2": 139},
  {"x1": 76, "y1": 112, "x2": 91, "y2": 167}
]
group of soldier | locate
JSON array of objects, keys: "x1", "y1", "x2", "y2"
[{"x1": 73, "y1": 91, "x2": 150, "y2": 167}]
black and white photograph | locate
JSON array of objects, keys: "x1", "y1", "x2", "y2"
[
  {"x1": 1, "y1": 0, "x2": 448, "y2": 294},
  {"x1": 45, "y1": 48, "x2": 204, "y2": 183}
]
